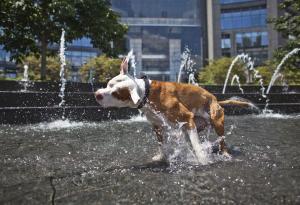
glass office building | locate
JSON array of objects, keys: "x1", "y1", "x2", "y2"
[
  {"x1": 0, "y1": 37, "x2": 99, "y2": 81},
  {"x1": 65, "y1": 38, "x2": 99, "y2": 82},
  {"x1": 111, "y1": 0, "x2": 206, "y2": 81},
  {"x1": 0, "y1": 45, "x2": 16, "y2": 79},
  {"x1": 218, "y1": 0, "x2": 278, "y2": 65},
  {"x1": 0, "y1": 0, "x2": 282, "y2": 81}
]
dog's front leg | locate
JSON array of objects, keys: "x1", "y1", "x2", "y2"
[
  {"x1": 209, "y1": 101, "x2": 230, "y2": 156},
  {"x1": 152, "y1": 125, "x2": 166, "y2": 161},
  {"x1": 164, "y1": 101, "x2": 208, "y2": 164},
  {"x1": 187, "y1": 127, "x2": 210, "y2": 164}
]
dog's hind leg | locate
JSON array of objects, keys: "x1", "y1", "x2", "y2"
[{"x1": 152, "y1": 125, "x2": 166, "y2": 162}]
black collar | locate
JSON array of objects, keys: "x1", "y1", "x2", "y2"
[{"x1": 137, "y1": 75, "x2": 150, "y2": 109}]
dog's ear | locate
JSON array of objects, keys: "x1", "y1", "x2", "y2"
[
  {"x1": 120, "y1": 57, "x2": 128, "y2": 75},
  {"x1": 130, "y1": 88, "x2": 140, "y2": 104}
]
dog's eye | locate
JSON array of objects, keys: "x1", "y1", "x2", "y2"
[{"x1": 111, "y1": 88, "x2": 131, "y2": 101}]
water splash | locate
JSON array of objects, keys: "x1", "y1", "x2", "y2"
[
  {"x1": 125, "y1": 50, "x2": 136, "y2": 78},
  {"x1": 59, "y1": 29, "x2": 67, "y2": 119},
  {"x1": 32, "y1": 119, "x2": 86, "y2": 131},
  {"x1": 231, "y1": 74, "x2": 244, "y2": 94},
  {"x1": 188, "y1": 73, "x2": 198, "y2": 85},
  {"x1": 266, "y1": 48, "x2": 300, "y2": 94},
  {"x1": 116, "y1": 114, "x2": 147, "y2": 123},
  {"x1": 88, "y1": 68, "x2": 95, "y2": 93},
  {"x1": 22, "y1": 64, "x2": 29, "y2": 82},
  {"x1": 254, "y1": 113, "x2": 300, "y2": 119},
  {"x1": 144, "y1": 106, "x2": 216, "y2": 166},
  {"x1": 223, "y1": 53, "x2": 267, "y2": 111},
  {"x1": 227, "y1": 96, "x2": 259, "y2": 110},
  {"x1": 178, "y1": 47, "x2": 195, "y2": 83},
  {"x1": 222, "y1": 54, "x2": 251, "y2": 94}
]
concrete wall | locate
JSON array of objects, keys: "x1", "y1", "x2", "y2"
[{"x1": 0, "y1": 81, "x2": 299, "y2": 124}]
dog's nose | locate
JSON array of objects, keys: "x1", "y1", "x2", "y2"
[{"x1": 95, "y1": 92, "x2": 103, "y2": 101}]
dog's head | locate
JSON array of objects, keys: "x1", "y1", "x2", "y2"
[{"x1": 94, "y1": 58, "x2": 141, "y2": 108}]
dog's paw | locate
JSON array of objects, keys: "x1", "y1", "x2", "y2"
[
  {"x1": 152, "y1": 153, "x2": 166, "y2": 162},
  {"x1": 218, "y1": 149, "x2": 232, "y2": 159}
]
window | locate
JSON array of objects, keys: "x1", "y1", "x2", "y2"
[
  {"x1": 220, "y1": 0, "x2": 256, "y2": 4},
  {"x1": 139, "y1": 26, "x2": 202, "y2": 73},
  {"x1": 236, "y1": 32, "x2": 268, "y2": 48},
  {"x1": 221, "y1": 34, "x2": 231, "y2": 49},
  {"x1": 148, "y1": 74, "x2": 170, "y2": 81},
  {"x1": 69, "y1": 37, "x2": 93, "y2": 48},
  {"x1": 222, "y1": 50, "x2": 231, "y2": 57},
  {"x1": 111, "y1": 0, "x2": 201, "y2": 19},
  {"x1": 142, "y1": 59, "x2": 169, "y2": 71},
  {"x1": 237, "y1": 50, "x2": 268, "y2": 65},
  {"x1": 221, "y1": 8, "x2": 267, "y2": 30},
  {"x1": 0, "y1": 45, "x2": 10, "y2": 62},
  {"x1": 65, "y1": 51, "x2": 97, "y2": 67}
]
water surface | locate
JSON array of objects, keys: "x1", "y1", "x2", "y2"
[{"x1": 1, "y1": 114, "x2": 300, "y2": 204}]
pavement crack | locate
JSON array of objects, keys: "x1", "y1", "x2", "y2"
[{"x1": 49, "y1": 176, "x2": 56, "y2": 205}]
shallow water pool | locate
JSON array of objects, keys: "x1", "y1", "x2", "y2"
[{"x1": 1, "y1": 114, "x2": 300, "y2": 204}]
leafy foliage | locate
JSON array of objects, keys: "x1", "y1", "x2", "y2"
[
  {"x1": 268, "y1": 0, "x2": 300, "y2": 70},
  {"x1": 197, "y1": 57, "x2": 300, "y2": 85},
  {"x1": 18, "y1": 54, "x2": 70, "y2": 81},
  {"x1": 197, "y1": 57, "x2": 247, "y2": 85},
  {"x1": 257, "y1": 60, "x2": 300, "y2": 85},
  {"x1": 0, "y1": 0, "x2": 127, "y2": 80},
  {"x1": 80, "y1": 55, "x2": 121, "y2": 83}
]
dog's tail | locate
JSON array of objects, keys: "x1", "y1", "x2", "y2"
[
  {"x1": 218, "y1": 100, "x2": 250, "y2": 108},
  {"x1": 218, "y1": 97, "x2": 256, "y2": 109}
]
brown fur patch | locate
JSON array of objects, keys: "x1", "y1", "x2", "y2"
[
  {"x1": 112, "y1": 87, "x2": 131, "y2": 101},
  {"x1": 148, "y1": 80, "x2": 223, "y2": 132}
]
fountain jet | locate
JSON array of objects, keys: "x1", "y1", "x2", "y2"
[
  {"x1": 59, "y1": 29, "x2": 67, "y2": 119},
  {"x1": 20, "y1": 64, "x2": 30, "y2": 92},
  {"x1": 231, "y1": 74, "x2": 244, "y2": 94},
  {"x1": 266, "y1": 48, "x2": 300, "y2": 94},
  {"x1": 178, "y1": 47, "x2": 195, "y2": 83}
]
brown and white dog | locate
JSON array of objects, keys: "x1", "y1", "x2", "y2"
[{"x1": 95, "y1": 58, "x2": 251, "y2": 163}]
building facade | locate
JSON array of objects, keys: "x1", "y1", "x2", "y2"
[
  {"x1": 207, "y1": 0, "x2": 283, "y2": 65},
  {"x1": 0, "y1": 38, "x2": 99, "y2": 81},
  {"x1": 0, "y1": 0, "x2": 283, "y2": 81},
  {"x1": 111, "y1": 0, "x2": 207, "y2": 81},
  {"x1": 65, "y1": 38, "x2": 100, "y2": 82},
  {"x1": 0, "y1": 46, "x2": 16, "y2": 79}
]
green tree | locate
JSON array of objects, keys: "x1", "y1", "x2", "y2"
[
  {"x1": 197, "y1": 57, "x2": 247, "y2": 85},
  {"x1": 19, "y1": 54, "x2": 70, "y2": 81},
  {"x1": 0, "y1": 0, "x2": 127, "y2": 80},
  {"x1": 269, "y1": 0, "x2": 300, "y2": 66},
  {"x1": 257, "y1": 60, "x2": 300, "y2": 85},
  {"x1": 80, "y1": 55, "x2": 121, "y2": 83}
]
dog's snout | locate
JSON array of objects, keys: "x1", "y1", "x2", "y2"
[{"x1": 95, "y1": 92, "x2": 103, "y2": 101}]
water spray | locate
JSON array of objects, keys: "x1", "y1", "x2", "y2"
[
  {"x1": 59, "y1": 29, "x2": 67, "y2": 119},
  {"x1": 126, "y1": 50, "x2": 137, "y2": 78},
  {"x1": 231, "y1": 74, "x2": 244, "y2": 94},
  {"x1": 266, "y1": 48, "x2": 300, "y2": 94}
]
